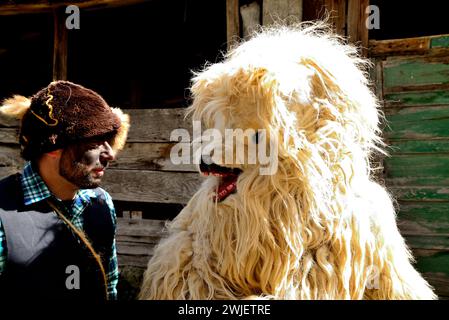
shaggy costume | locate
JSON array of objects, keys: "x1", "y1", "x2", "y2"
[
  {"x1": 0, "y1": 81, "x2": 129, "y2": 300},
  {"x1": 139, "y1": 24, "x2": 436, "y2": 300}
]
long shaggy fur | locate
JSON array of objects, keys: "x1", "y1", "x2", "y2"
[{"x1": 140, "y1": 23, "x2": 437, "y2": 300}]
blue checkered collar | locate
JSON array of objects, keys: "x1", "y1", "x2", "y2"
[{"x1": 20, "y1": 162, "x2": 97, "y2": 218}]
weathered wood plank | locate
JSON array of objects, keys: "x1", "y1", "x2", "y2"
[
  {"x1": 263, "y1": 0, "x2": 303, "y2": 26},
  {"x1": 0, "y1": 108, "x2": 192, "y2": 143},
  {"x1": 240, "y1": 1, "x2": 261, "y2": 39},
  {"x1": 403, "y1": 234, "x2": 449, "y2": 251},
  {"x1": 116, "y1": 218, "x2": 166, "y2": 268},
  {"x1": 370, "y1": 58, "x2": 383, "y2": 101},
  {"x1": 118, "y1": 253, "x2": 152, "y2": 269},
  {"x1": 384, "y1": 106, "x2": 449, "y2": 139},
  {"x1": 52, "y1": 7, "x2": 68, "y2": 81},
  {"x1": 369, "y1": 37, "x2": 431, "y2": 57},
  {"x1": 346, "y1": 0, "x2": 368, "y2": 54},
  {"x1": 0, "y1": 145, "x2": 23, "y2": 169},
  {"x1": 383, "y1": 56, "x2": 449, "y2": 92},
  {"x1": 405, "y1": 249, "x2": 449, "y2": 297},
  {"x1": 388, "y1": 140, "x2": 449, "y2": 154},
  {"x1": 396, "y1": 202, "x2": 449, "y2": 235},
  {"x1": 390, "y1": 186, "x2": 449, "y2": 202},
  {"x1": 410, "y1": 248, "x2": 449, "y2": 298},
  {"x1": 324, "y1": 0, "x2": 345, "y2": 36},
  {"x1": 110, "y1": 142, "x2": 196, "y2": 172},
  {"x1": 384, "y1": 154, "x2": 449, "y2": 186},
  {"x1": 226, "y1": 0, "x2": 240, "y2": 48},
  {"x1": 0, "y1": 141, "x2": 198, "y2": 173},
  {"x1": 430, "y1": 36, "x2": 449, "y2": 49},
  {"x1": 102, "y1": 169, "x2": 203, "y2": 204},
  {"x1": 126, "y1": 108, "x2": 191, "y2": 143},
  {"x1": 0, "y1": 114, "x2": 20, "y2": 127},
  {"x1": 385, "y1": 90, "x2": 449, "y2": 107},
  {"x1": 0, "y1": 128, "x2": 19, "y2": 144},
  {"x1": 117, "y1": 217, "x2": 167, "y2": 238},
  {"x1": 385, "y1": 104, "x2": 449, "y2": 121},
  {"x1": 302, "y1": 0, "x2": 325, "y2": 22}
]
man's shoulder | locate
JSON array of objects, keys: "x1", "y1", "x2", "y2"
[
  {"x1": 80, "y1": 188, "x2": 114, "y2": 209},
  {"x1": 0, "y1": 173, "x2": 22, "y2": 210},
  {"x1": 79, "y1": 187, "x2": 108, "y2": 198},
  {"x1": 0, "y1": 173, "x2": 20, "y2": 189}
]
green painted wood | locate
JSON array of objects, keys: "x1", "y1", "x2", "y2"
[
  {"x1": 397, "y1": 202, "x2": 449, "y2": 235},
  {"x1": 413, "y1": 250, "x2": 449, "y2": 298},
  {"x1": 381, "y1": 52, "x2": 449, "y2": 299},
  {"x1": 431, "y1": 36, "x2": 449, "y2": 48},
  {"x1": 390, "y1": 186, "x2": 449, "y2": 202},
  {"x1": 384, "y1": 106, "x2": 449, "y2": 139},
  {"x1": 415, "y1": 251, "x2": 449, "y2": 277},
  {"x1": 384, "y1": 59, "x2": 449, "y2": 88},
  {"x1": 388, "y1": 140, "x2": 449, "y2": 153},
  {"x1": 404, "y1": 235, "x2": 449, "y2": 250},
  {"x1": 385, "y1": 90, "x2": 449, "y2": 106},
  {"x1": 384, "y1": 154, "x2": 449, "y2": 185}
]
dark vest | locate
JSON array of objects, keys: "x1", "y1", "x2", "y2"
[{"x1": 0, "y1": 173, "x2": 115, "y2": 300}]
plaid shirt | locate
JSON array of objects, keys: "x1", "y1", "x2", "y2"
[{"x1": 0, "y1": 162, "x2": 119, "y2": 300}]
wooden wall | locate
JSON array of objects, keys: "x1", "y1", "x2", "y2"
[{"x1": 371, "y1": 34, "x2": 449, "y2": 298}]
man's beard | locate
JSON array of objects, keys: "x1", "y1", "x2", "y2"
[{"x1": 59, "y1": 150, "x2": 101, "y2": 189}]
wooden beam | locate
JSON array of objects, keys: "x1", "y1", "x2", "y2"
[
  {"x1": 240, "y1": 1, "x2": 260, "y2": 39},
  {"x1": 370, "y1": 34, "x2": 449, "y2": 58},
  {"x1": 52, "y1": 7, "x2": 68, "y2": 81},
  {"x1": 369, "y1": 37, "x2": 431, "y2": 57},
  {"x1": 302, "y1": 0, "x2": 325, "y2": 21},
  {"x1": 324, "y1": 0, "x2": 346, "y2": 36},
  {"x1": 263, "y1": 0, "x2": 303, "y2": 26},
  {"x1": 0, "y1": 0, "x2": 150, "y2": 15},
  {"x1": 226, "y1": 0, "x2": 240, "y2": 49},
  {"x1": 346, "y1": 0, "x2": 369, "y2": 55}
]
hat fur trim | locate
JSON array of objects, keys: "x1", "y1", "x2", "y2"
[
  {"x1": 111, "y1": 107, "x2": 130, "y2": 152},
  {"x1": 0, "y1": 95, "x2": 31, "y2": 119}
]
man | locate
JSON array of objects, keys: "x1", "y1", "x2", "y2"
[{"x1": 0, "y1": 81, "x2": 129, "y2": 300}]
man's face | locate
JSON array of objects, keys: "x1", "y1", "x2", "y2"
[{"x1": 59, "y1": 136, "x2": 115, "y2": 189}]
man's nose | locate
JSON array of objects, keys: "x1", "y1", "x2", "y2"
[{"x1": 101, "y1": 141, "x2": 115, "y2": 162}]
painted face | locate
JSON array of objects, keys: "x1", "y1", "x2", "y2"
[{"x1": 59, "y1": 136, "x2": 115, "y2": 189}]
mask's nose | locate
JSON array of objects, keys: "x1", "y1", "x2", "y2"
[{"x1": 101, "y1": 141, "x2": 115, "y2": 163}]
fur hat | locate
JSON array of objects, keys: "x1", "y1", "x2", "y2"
[{"x1": 0, "y1": 81, "x2": 130, "y2": 160}]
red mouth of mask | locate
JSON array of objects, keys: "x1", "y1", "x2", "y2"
[
  {"x1": 92, "y1": 166, "x2": 106, "y2": 176},
  {"x1": 199, "y1": 159, "x2": 242, "y2": 202}
]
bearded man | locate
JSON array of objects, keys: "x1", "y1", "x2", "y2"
[{"x1": 0, "y1": 81, "x2": 129, "y2": 300}]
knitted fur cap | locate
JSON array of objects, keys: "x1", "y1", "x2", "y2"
[{"x1": 0, "y1": 81, "x2": 130, "y2": 160}]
